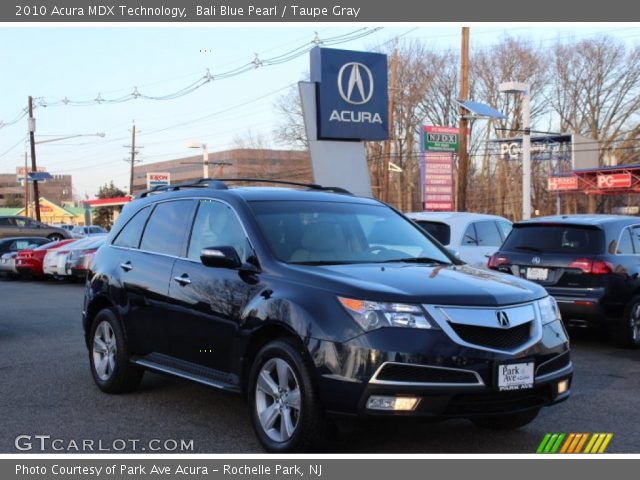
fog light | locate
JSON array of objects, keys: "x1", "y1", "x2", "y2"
[
  {"x1": 557, "y1": 379, "x2": 569, "y2": 395},
  {"x1": 366, "y1": 395, "x2": 419, "y2": 411}
]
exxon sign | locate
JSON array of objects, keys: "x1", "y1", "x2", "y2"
[{"x1": 310, "y1": 47, "x2": 389, "y2": 141}]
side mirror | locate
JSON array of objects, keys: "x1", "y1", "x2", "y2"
[{"x1": 200, "y1": 246, "x2": 242, "y2": 269}]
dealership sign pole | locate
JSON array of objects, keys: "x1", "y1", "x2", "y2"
[
  {"x1": 300, "y1": 47, "x2": 389, "y2": 197},
  {"x1": 422, "y1": 126, "x2": 457, "y2": 211}
]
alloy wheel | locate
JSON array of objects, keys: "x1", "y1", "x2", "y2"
[
  {"x1": 92, "y1": 321, "x2": 117, "y2": 381},
  {"x1": 255, "y1": 357, "x2": 301, "y2": 443}
]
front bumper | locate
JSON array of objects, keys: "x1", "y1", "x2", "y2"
[{"x1": 310, "y1": 320, "x2": 571, "y2": 418}]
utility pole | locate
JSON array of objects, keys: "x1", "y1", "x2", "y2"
[
  {"x1": 383, "y1": 48, "x2": 399, "y2": 204},
  {"x1": 28, "y1": 96, "x2": 41, "y2": 221},
  {"x1": 24, "y1": 149, "x2": 29, "y2": 217},
  {"x1": 457, "y1": 27, "x2": 470, "y2": 212},
  {"x1": 124, "y1": 122, "x2": 142, "y2": 195}
]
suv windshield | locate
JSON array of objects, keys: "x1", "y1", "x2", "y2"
[
  {"x1": 249, "y1": 200, "x2": 452, "y2": 265},
  {"x1": 502, "y1": 224, "x2": 605, "y2": 255}
]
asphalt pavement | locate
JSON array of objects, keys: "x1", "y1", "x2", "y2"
[{"x1": 1, "y1": 280, "x2": 639, "y2": 453}]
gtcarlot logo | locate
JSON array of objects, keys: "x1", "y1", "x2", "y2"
[{"x1": 14, "y1": 435, "x2": 194, "y2": 452}]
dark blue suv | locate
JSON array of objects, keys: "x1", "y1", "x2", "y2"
[
  {"x1": 489, "y1": 214, "x2": 640, "y2": 348},
  {"x1": 83, "y1": 179, "x2": 572, "y2": 452}
]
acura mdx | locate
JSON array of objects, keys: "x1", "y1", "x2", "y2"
[{"x1": 83, "y1": 179, "x2": 572, "y2": 452}]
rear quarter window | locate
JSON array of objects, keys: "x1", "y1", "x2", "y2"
[
  {"x1": 415, "y1": 221, "x2": 451, "y2": 245},
  {"x1": 502, "y1": 224, "x2": 605, "y2": 254}
]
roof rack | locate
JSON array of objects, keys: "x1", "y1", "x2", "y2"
[{"x1": 135, "y1": 178, "x2": 352, "y2": 199}]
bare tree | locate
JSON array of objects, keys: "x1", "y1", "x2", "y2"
[
  {"x1": 549, "y1": 36, "x2": 640, "y2": 164},
  {"x1": 273, "y1": 83, "x2": 308, "y2": 149}
]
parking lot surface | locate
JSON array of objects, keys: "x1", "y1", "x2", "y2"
[{"x1": 1, "y1": 279, "x2": 639, "y2": 453}]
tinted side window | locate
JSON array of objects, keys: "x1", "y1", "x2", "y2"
[
  {"x1": 0, "y1": 218, "x2": 13, "y2": 226},
  {"x1": 113, "y1": 206, "x2": 151, "y2": 249},
  {"x1": 140, "y1": 200, "x2": 195, "y2": 256},
  {"x1": 616, "y1": 228, "x2": 635, "y2": 254},
  {"x1": 475, "y1": 221, "x2": 504, "y2": 247},
  {"x1": 462, "y1": 224, "x2": 478, "y2": 245},
  {"x1": 14, "y1": 218, "x2": 27, "y2": 228},
  {"x1": 188, "y1": 200, "x2": 248, "y2": 262},
  {"x1": 415, "y1": 221, "x2": 451, "y2": 245}
]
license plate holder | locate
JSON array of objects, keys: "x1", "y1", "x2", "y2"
[
  {"x1": 497, "y1": 362, "x2": 534, "y2": 391},
  {"x1": 526, "y1": 267, "x2": 548, "y2": 281}
]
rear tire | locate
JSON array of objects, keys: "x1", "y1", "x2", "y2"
[
  {"x1": 48, "y1": 234, "x2": 64, "y2": 241},
  {"x1": 613, "y1": 295, "x2": 640, "y2": 349},
  {"x1": 89, "y1": 308, "x2": 144, "y2": 393},
  {"x1": 248, "y1": 339, "x2": 330, "y2": 452},
  {"x1": 470, "y1": 408, "x2": 540, "y2": 431}
]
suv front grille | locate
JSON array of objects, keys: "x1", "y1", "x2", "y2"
[
  {"x1": 448, "y1": 321, "x2": 532, "y2": 351},
  {"x1": 373, "y1": 363, "x2": 480, "y2": 385}
]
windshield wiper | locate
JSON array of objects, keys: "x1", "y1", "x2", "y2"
[
  {"x1": 513, "y1": 245, "x2": 543, "y2": 253},
  {"x1": 381, "y1": 257, "x2": 451, "y2": 265}
]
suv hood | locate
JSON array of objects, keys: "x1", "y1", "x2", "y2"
[{"x1": 288, "y1": 263, "x2": 546, "y2": 306}]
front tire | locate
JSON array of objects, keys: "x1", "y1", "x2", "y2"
[
  {"x1": 613, "y1": 295, "x2": 640, "y2": 349},
  {"x1": 248, "y1": 339, "x2": 329, "y2": 452},
  {"x1": 470, "y1": 408, "x2": 540, "y2": 431},
  {"x1": 89, "y1": 308, "x2": 144, "y2": 393}
]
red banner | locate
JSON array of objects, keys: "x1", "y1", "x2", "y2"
[
  {"x1": 547, "y1": 176, "x2": 579, "y2": 191},
  {"x1": 596, "y1": 172, "x2": 632, "y2": 189}
]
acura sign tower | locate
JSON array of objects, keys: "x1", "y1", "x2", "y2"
[{"x1": 300, "y1": 47, "x2": 389, "y2": 196}]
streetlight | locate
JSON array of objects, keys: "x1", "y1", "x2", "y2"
[
  {"x1": 187, "y1": 141, "x2": 209, "y2": 178},
  {"x1": 35, "y1": 132, "x2": 105, "y2": 145},
  {"x1": 499, "y1": 81, "x2": 531, "y2": 220}
]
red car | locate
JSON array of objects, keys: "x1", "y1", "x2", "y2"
[{"x1": 15, "y1": 239, "x2": 75, "y2": 279}]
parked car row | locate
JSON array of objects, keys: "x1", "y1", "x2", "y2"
[
  {"x1": 0, "y1": 234, "x2": 106, "y2": 281},
  {"x1": 0, "y1": 215, "x2": 72, "y2": 241}
]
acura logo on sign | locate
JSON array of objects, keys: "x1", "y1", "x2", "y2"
[
  {"x1": 337, "y1": 62, "x2": 374, "y2": 105},
  {"x1": 531, "y1": 256, "x2": 541, "y2": 265},
  {"x1": 496, "y1": 310, "x2": 511, "y2": 328}
]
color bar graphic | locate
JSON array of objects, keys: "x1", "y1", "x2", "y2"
[{"x1": 537, "y1": 433, "x2": 613, "y2": 453}]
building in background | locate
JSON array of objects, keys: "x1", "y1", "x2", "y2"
[
  {"x1": 132, "y1": 149, "x2": 312, "y2": 194},
  {"x1": 0, "y1": 173, "x2": 72, "y2": 208},
  {"x1": 13, "y1": 197, "x2": 92, "y2": 226}
]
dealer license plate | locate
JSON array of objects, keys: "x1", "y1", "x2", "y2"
[
  {"x1": 497, "y1": 362, "x2": 534, "y2": 391},
  {"x1": 526, "y1": 267, "x2": 548, "y2": 281}
]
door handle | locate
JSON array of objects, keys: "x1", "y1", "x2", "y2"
[
  {"x1": 119, "y1": 261, "x2": 133, "y2": 272},
  {"x1": 174, "y1": 274, "x2": 191, "y2": 286}
]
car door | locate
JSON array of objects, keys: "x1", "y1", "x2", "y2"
[
  {"x1": 115, "y1": 200, "x2": 196, "y2": 357},
  {"x1": 0, "y1": 217, "x2": 16, "y2": 239},
  {"x1": 14, "y1": 217, "x2": 41, "y2": 237},
  {"x1": 168, "y1": 199, "x2": 263, "y2": 372}
]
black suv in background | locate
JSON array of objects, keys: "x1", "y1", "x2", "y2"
[
  {"x1": 489, "y1": 215, "x2": 640, "y2": 347},
  {"x1": 84, "y1": 179, "x2": 572, "y2": 452}
]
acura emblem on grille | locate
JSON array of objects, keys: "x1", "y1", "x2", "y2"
[
  {"x1": 496, "y1": 310, "x2": 510, "y2": 328},
  {"x1": 531, "y1": 256, "x2": 541, "y2": 265}
]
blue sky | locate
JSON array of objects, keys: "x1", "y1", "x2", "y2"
[{"x1": 1, "y1": 25, "x2": 639, "y2": 198}]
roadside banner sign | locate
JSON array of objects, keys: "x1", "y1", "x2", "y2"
[
  {"x1": 596, "y1": 172, "x2": 632, "y2": 189},
  {"x1": 547, "y1": 176, "x2": 579, "y2": 191},
  {"x1": 146, "y1": 172, "x2": 171, "y2": 189}
]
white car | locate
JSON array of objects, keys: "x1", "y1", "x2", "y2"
[
  {"x1": 71, "y1": 225, "x2": 107, "y2": 239},
  {"x1": 0, "y1": 252, "x2": 18, "y2": 277},
  {"x1": 43, "y1": 240, "x2": 82, "y2": 277},
  {"x1": 405, "y1": 211, "x2": 512, "y2": 268}
]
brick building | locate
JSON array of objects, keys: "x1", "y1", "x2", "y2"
[
  {"x1": 132, "y1": 148, "x2": 312, "y2": 194},
  {"x1": 0, "y1": 173, "x2": 73, "y2": 207}
]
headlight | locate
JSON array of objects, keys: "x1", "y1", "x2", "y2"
[
  {"x1": 538, "y1": 296, "x2": 561, "y2": 325},
  {"x1": 338, "y1": 297, "x2": 437, "y2": 331}
]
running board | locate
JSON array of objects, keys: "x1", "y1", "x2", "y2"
[{"x1": 132, "y1": 353, "x2": 241, "y2": 393}]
